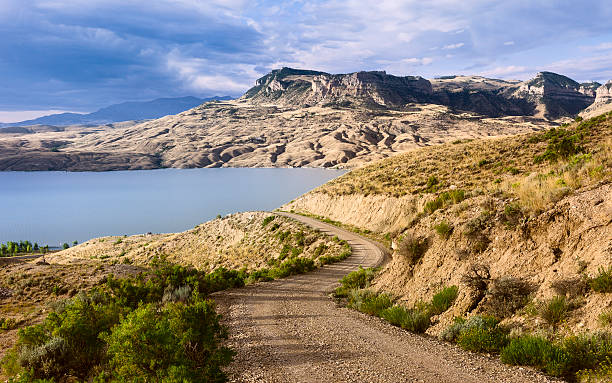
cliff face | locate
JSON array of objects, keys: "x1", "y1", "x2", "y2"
[
  {"x1": 510, "y1": 72, "x2": 596, "y2": 118},
  {"x1": 243, "y1": 67, "x2": 433, "y2": 108},
  {"x1": 595, "y1": 81, "x2": 612, "y2": 103},
  {"x1": 245, "y1": 68, "x2": 599, "y2": 119},
  {"x1": 581, "y1": 80, "x2": 612, "y2": 118}
]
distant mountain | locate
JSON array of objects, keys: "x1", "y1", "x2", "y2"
[
  {"x1": 243, "y1": 67, "x2": 599, "y2": 119},
  {"x1": 0, "y1": 96, "x2": 232, "y2": 127}
]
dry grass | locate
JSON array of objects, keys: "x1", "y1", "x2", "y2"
[
  {"x1": 500, "y1": 138, "x2": 612, "y2": 214},
  {"x1": 317, "y1": 112, "x2": 611, "y2": 216}
]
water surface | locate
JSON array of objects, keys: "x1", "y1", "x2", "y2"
[{"x1": 0, "y1": 168, "x2": 344, "y2": 246}]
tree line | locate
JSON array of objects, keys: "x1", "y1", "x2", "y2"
[{"x1": 0, "y1": 241, "x2": 49, "y2": 257}]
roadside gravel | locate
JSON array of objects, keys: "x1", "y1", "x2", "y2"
[{"x1": 214, "y1": 212, "x2": 561, "y2": 383}]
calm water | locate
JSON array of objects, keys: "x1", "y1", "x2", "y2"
[{"x1": 0, "y1": 168, "x2": 344, "y2": 247}]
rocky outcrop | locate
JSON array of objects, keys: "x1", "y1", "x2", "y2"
[
  {"x1": 581, "y1": 80, "x2": 612, "y2": 118},
  {"x1": 430, "y1": 76, "x2": 534, "y2": 117},
  {"x1": 579, "y1": 81, "x2": 602, "y2": 97},
  {"x1": 245, "y1": 68, "x2": 600, "y2": 119},
  {"x1": 595, "y1": 81, "x2": 612, "y2": 103},
  {"x1": 510, "y1": 72, "x2": 596, "y2": 118},
  {"x1": 244, "y1": 67, "x2": 433, "y2": 108}
]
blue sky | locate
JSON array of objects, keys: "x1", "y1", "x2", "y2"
[{"x1": 1, "y1": 0, "x2": 612, "y2": 121}]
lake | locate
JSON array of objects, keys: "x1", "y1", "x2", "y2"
[{"x1": 0, "y1": 168, "x2": 345, "y2": 247}]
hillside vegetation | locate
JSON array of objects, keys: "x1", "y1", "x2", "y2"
[
  {"x1": 48, "y1": 212, "x2": 347, "y2": 271},
  {"x1": 286, "y1": 112, "x2": 612, "y2": 380},
  {"x1": 1, "y1": 212, "x2": 351, "y2": 382}
]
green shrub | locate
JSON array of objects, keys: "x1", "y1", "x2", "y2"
[
  {"x1": 503, "y1": 203, "x2": 523, "y2": 227},
  {"x1": 0, "y1": 317, "x2": 18, "y2": 330},
  {"x1": 103, "y1": 300, "x2": 234, "y2": 383},
  {"x1": 501, "y1": 333, "x2": 612, "y2": 379},
  {"x1": 335, "y1": 267, "x2": 377, "y2": 297},
  {"x1": 262, "y1": 216, "x2": 275, "y2": 227},
  {"x1": 533, "y1": 127, "x2": 586, "y2": 164},
  {"x1": 318, "y1": 250, "x2": 351, "y2": 265},
  {"x1": 564, "y1": 333, "x2": 612, "y2": 373},
  {"x1": 424, "y1": 189, "x2": 466, "y2": 214},
  {"x1": 441, "y1": 316, "x2": 508, "y2": 353},
  {"x1": 424, "y1": 198, "x2": 444, "y2": 214},
  {"x1": 313, "y1": 243, "x2": 328, "y2": 257},
  {"x1": 456, "y1": 318, "x2": 508, "y2": 353},
  {"x1": 590, "y1": 266, "x2": 612, "y2": 293},
  {"x1": 599, "y1": 309, "x2": 612, "y2": 327},
  {"x1": 429, "y1": 286, "x2": 459, "y2": 316},
  {"x1": 540, "y1": 296, "x2": 570, "y2": 327},
  {"x1": 500, "y1": 335, "x2": 569, "y2": 376},
  {"x1": 10, "y1": 291, "x2": 123, "y2": 381},
  {"x1": 348, "y1": 289, "x2": 393, "y2": 316},
  {"x1": 269, "y1": 223, "x2": 280, "y2": 231},
  {"x1": 269, "y1": 257, "x2": 315, "y2": 279},
  {"x1": 381, "y1": 305, "x2": 430, "y2": 333},
  {"x1": 245, "y1": 268, "x2": 273, "y2": 283},
  {"x1": 433, "y1": 221, "x2": 453, "y2": 239}
]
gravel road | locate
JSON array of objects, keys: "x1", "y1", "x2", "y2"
[{"x1": 215, "y1": 212, "x2": 560, "y2": 383}]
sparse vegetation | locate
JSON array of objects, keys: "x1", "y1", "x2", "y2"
[
  {"x1": 433, "y1": 221, "x2": 453, "y2": 239},
  {"x1": 424, "y1": 189, "x2": 466, "y2": 214},
  {"x1": 429, "y1": 285, "x2": 459, "y2": 316},
  {"x1": 334, "y1": 267, "x2": 377, "y2": 298},
  {"x1": 381, "y1": 305, "x2": 430, "y2": 333},
  {"x1": 539, "y1": 296, "x2": 572, "y2": 327},
  {"x1": 599, "y1": 309, "x2": 612, "y2": 327},
  {"x1": 262, "y1": 215, "x2": 275, "y2": 227},
  {"x1": 441, "y1": 316, "x2": 508, "y2": 353},
  {"x1": 482, "y1": 277, "x2": 534, "y2": 318},
  {"x1": 396, "y1": 233, "x2": 428, "y2": 265},
  {"x1": 589, "y1": 266, "x2": 612, "y2": 293},
  {"x1": 501, "y1": 333, "x2": 612, "y2": 380}
]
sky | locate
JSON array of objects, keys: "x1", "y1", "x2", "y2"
[{"x1": 1, "y1": 0, "x2": 612, "y2": 121}]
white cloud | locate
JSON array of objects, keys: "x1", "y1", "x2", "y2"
[
  {"x1": 579, "y1": 42, "x2": 612, "y2": 52},
  {"x1": 479, "y1": 65, "x2": 529, "y2": 78},
  {"x1": 442, "y1": 42, "x2": 464, "y2": 50},
  {"x1": 504, "y1": 41, "x2": 515, "y2": 46},
  {"x1": 165, "y1": 51, "x2": 256, "y2": 93}
]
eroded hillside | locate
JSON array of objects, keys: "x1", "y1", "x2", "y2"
[
  {"x1": 284, "y1": 112, "x2": 612, "y2": 336},
  {"x1": 6, "y1": 67, "x2": 610, "y2": 172}
]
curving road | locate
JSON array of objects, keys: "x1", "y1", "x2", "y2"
[{"x1": 215, "y1": 212, "x2": 557, "y2": 383}]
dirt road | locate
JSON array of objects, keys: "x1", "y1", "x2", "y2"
[{"x1": 215, "y1": 212, "x2": 558, "y2": 383}]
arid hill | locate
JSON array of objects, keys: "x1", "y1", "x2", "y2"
[
  {"x1": 0, "y1": 68, "x2": 608, "y2": 171},
  {"x1": 284, "y1": 111, "x2": 612, "y2": 337}
]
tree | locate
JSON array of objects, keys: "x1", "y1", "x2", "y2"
[
  {"x1": 34, "y1": 243, "x2": 39, "y2": 251},
  {"x1": 72, "y1": 240, "x2": 78, "y2": 246},
  {"x1": 62, "y1": 243, "x2": 69, "y2": 250}
]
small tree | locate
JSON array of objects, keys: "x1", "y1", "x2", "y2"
[{"x1": 62, "y1": 243, "x2": 69, "y2": 250}]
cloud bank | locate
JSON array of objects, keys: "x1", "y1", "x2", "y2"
[{"x1": 1, "y1": 0, "x2": 611, "y2": 111}]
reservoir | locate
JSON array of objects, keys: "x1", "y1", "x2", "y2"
[{"x1": 0, "y1": 168, "x2": 345, "y2": 246}]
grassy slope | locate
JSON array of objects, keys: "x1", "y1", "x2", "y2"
[{"x1": 317, "y1": 113, "x2": 611, "y2": 200}]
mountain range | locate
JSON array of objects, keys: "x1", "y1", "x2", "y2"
[
  {"x1": 245, "y1": 68, "x2": 609, "y2": 119},
  {"x1": 0, "y1": 96, "x2": 232, "y2": 127},
  {"x1": 0, "y1": 68, "x2": 610, "y2": 171}
]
